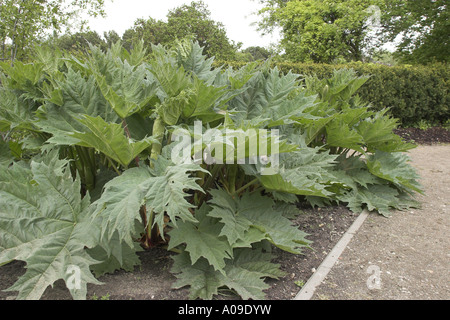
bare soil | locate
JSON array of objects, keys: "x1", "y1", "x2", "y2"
[
  {"x1": 394, "y1": 126, "x2": 450, "y2": 145},
  {"x1": 0, "y1": 127, "x2": 448, "y2": 300}
]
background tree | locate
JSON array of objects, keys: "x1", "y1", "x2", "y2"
[
  {"x1": 256, "y1": 0, "x2": 384, "y2": 63},
  {"x1": 103, "y1": 30, "x2": 121, "y2": 48},
  {"x1": 0, "y1": 0, "x2": 107, "y2": 64},
  {"x1": 234, "y1": 46, "x2": 273, "y2": 62},
  {"x1": 122, "y1": 17, "x2": 169, "y2": 52},
  {"x1": 52, "y1": 31, "x2": 107, "y2": 54},
  {"x1": 242, "y1": 46, "x2": 273, "y2": 61},
  {"x1": 380, "y1": 0, "x2": 449, "y2": 64},
  {"x1": 122, "y1": 1, "x2": 238, "y2": 60}
]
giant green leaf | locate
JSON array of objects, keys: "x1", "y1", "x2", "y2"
[
  {"x1": 37, "y1": 68, "x2": 119, "y2": 145},
  {"x1": 0, "y1": 140, "x2": 14, "y2": 167},
  {"x1": 194, "y1": 190, "x2": 311, "y2": 255},
  {"x1": 168, "y1": 204, "x2": 232, "y2": 273},
  {"x1": 356, "y1": 113, "x2": 416, "y2": 152},
  {"x1": 171, "y1": 252, "x2": 223, "y2": 300},
  {"x1": 88, "y1": 50, "x2": 158, "y2": 119},
  {"x1": 156, "y1": 89, "x2": 192, "y2": 126},
  {"x1": 0, "y1": 157, "x2": 101, "y2": 300},
  {"x1": 331, "y1": 154, "x2": 379, "y2": 190},
  {"x1": 94, "y1": 158, "x2": 206, "y2": 247},
  {"x1": 307, "y1": 69, "x2": 369, "y2": 107},
  {"x1": 142, "y1": 160, "x2": 207, "y2": 235},
  {"x1": 182, "y1": 76, "x2": 230, "y2": 122},
  {"x1": 229, "y1": 67, "x2": 300, "y2": 124},
  {"x1": 260, "y1": 68, "x2": 300, "y2": 110},
  {"x1": 70, "y1": 115, "x2": 157, "y2": 167},
  {"x1": 148, "y1": 47, "x2": 191, "y2": 98},
  {"x1": 237, "y1": 192, "x2": 311, "y2": 254},
  {"x1": 171, "y1": 248, "x2": 284, "y2": 300},
  {"x1": 87, "y1": 230, "x2": 143, "y2": 278},
  {"x1": 338, "y1": 184, "x2": 420, "y2": 217},
  {"x1": 367, "y1": 151, "x2": 423, "y2": 194},
  {"x1": 56, "y1": 68, "x2": 118, "y2": 123},
  {"x1": 327, "y1": 70, "x2": 369, "y2": 102},
  {"x1": 175, "y1": 41, "x2": 221, "y2": 85},
  {"x1": 92, "y1": 167, "x2": 150, "y2": 248},
  {"x1": 325, "y1": 117, "x2": 365, "y2": 153},
  {"x1": 0, "y1": 61, "x2": 44, "y2": 91},
  {"x1": 222, "y1": 248, "x2": 285, "y2": 300},
  {"x1": 266, "y1": 91, "x2": 319, "y2": 127},
  {"x1": 297, "y1": 115, "x2": 335, "y2": 145},
  {"x1": 243, "y1": 147, "x2": 337, "y2": 198},
  {"x1": 207, "y1": 189, "x2": 255, "y2": 246},
  {"x1": 0, "y1": 88, "x2": 38, "y2": 131}
]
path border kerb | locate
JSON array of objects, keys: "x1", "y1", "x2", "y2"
[{"x1": 294, "y1": 210, "x2": 370, "y2": 300}]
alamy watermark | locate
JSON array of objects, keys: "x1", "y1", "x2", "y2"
[
  {"x1": 171, "y1": 121, "x2": 281, "y2": 175},
  {"x1": 366, "y1": 5, "x2": 381, "y2": 29},
  {"x1": 66, "y1": 265, "x2": 81, "y2": 290},
  {"x1": 366, "y1": 265, "x2": 382, "y2": 290}
]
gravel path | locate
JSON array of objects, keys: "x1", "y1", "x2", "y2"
[{"x1": 311, "y1": 145, "x2": 450, "y2": 300}]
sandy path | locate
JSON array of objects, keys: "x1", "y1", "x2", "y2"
[{"x1": 311, "y1": 145, "x2": 450, "y2": 300}]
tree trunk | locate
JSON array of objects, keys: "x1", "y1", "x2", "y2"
[
  {"x1": 10, "y1": 0, "x2": 26, "y2": 65},
  {"x1": 0, "y1": 2, "x2": 4, "y2": 61}
]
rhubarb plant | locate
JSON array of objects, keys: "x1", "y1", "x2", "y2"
[{"x1": 0, "y1": 41, "x2": 422, "y2": 300}]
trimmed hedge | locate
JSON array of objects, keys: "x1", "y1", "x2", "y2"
[{"x1": 214, "y1": 61, "x2": 450, "y2": 126}]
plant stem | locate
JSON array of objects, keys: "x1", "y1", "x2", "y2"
[
  {"x1": 219, "y1": 167, "x2": 230, "y2": 193},
  {"x1": 163, "y1": 246, "x2": 182, "y2": 254},
  {"x1": 228, "y1": 165, "x2": 238, "y2": 194},
  {"x1": 75, "y1": 146, "x2": 97, "y2": 190},
  {"x1": 140, "y1": 206, "x2": 154, "y2": 249},
  {"x1": 81, "y1": 147, "x2": 97, "y2": 189},
  {"x1": 249, "y1": 186, "x2": 265, "y2": 194},
  {"x1": 203, "y1": 164, "x2": 222, "y2": 191},
  {"x1": 72, "y1": 146, "x2": 86, "y2": 184},
  {"x1": 108, "y1": 158, "x2": 121, "y2": 176},
  {"x1": 234, "y1": 178, "x2": 259, "y2": 196},
  {"x1": 150, "y1": 116, "x2": 165, "y2": 165},
  {"x1": 197, "y1": 164, "x2": 223, "y2": 205},
  {"x1": 236, "y1": 169, "x2": 246, "y2": 190},
  {"x1": 139, "y1": 205, "x2": 147, "y2": 230},
  {"x1": 144, "y1": 208, "x2": 161, "y2": 248},
  {"x1": 146, "y1": 209, "x2": 155, "y2": 241}
]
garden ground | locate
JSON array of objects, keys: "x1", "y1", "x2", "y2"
[{"x1": 0, "y1": 127, "x2": 449, "y2": 300}]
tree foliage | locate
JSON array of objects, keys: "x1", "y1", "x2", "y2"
[
  {"x1": 256, "y1": 0, "x2": 384, "y2": 63},
  {"x1": 122, "y1": 1, "x2": 238, "y2": 60},
  {"x1": 257, "y1": 0, "x2": 448, "y2": 64},
  {"x1": 0, "y1": 0, "x2": 106, "y2": 63},
  {"x1": 49, "y1": 31, "x2": 109, "y2": 55},
  {"x1": 379, "y1": 0, "x2": 449, "y2": 64},
  {"x1": 236, "y1": 46, "x2": 274, "y2": 62}
]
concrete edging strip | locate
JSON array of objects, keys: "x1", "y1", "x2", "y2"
[{"x1": 294, "y1": 210, "x2": 370, "y2": 300}]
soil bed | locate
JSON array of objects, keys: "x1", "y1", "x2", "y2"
[{"x1": 394, "y1": 126, "x2": 450, "y2": 145}]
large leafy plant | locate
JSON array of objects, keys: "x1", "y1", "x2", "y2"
[{"x1": 0, "y1": 41, "x2": 421, "y2": 300}]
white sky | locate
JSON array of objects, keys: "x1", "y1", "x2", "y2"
[{"x1": 87, "y1": 0, "x2": 281, "y2": 49}]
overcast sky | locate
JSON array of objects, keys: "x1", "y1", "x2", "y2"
[{"x1": 87, "y1": 0, "x2": 281, "y2": 49}]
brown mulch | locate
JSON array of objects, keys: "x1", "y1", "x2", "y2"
[{"x1": 394, "y1": 127, "x2": 450, "y2": 145}]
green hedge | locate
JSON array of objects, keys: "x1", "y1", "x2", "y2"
[{"x1": 214, "y1": 61, "x2": 450, "y2": 126}]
